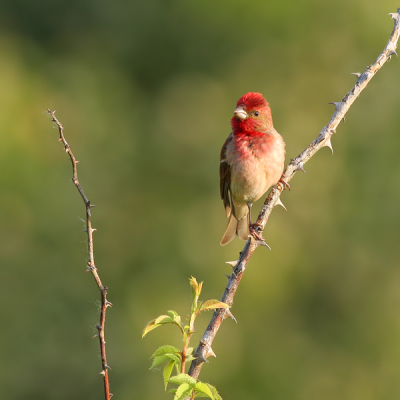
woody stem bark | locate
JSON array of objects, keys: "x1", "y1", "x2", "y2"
[{"x1": 48, "y1": 110, "x2": 113, "y2": 400}]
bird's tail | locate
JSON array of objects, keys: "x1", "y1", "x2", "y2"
[{"x1": 220, "y1": 213, "x2": 250, "y2": 246}]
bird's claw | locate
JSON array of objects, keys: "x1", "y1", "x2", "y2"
[
  {"x1": 277, "y1": 178, "x2": 290, "y2": 191},
  {"x1": 250, "y1": 223, "x2": 264, "y2": 241},
  {"x1": 249, "y1": 223, "x2": 271, "y2": 249}
]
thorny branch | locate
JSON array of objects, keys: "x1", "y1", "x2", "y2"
[
  {"x1": 188, "y1": 9, "x2": 400, "y2": 380},
  {"x1": 48, "y1": 110, "x2": 113, "y2": 400}
]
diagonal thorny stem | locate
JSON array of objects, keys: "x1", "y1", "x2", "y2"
[
  {"x1": 48, "y1": 110, "x2": 113, "y2": 400},
  {"x1": 188, "y1": 9, "x2": 400, "y2": 380}
]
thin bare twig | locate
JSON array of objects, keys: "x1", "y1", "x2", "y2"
[
  {"x1": 188, "y1": 9, "x2": 400, "y2": 380},
  {"x1": 48, "y1": 110, "x2": 113, "y2": 400}
]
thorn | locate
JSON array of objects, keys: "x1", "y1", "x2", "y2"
[
  {"x1": 204, "y1": 345, "x2": 216, "y2": 358},
  {"x1": 89, "y1": 204, "x2": 96, "y2": 208},
  {"x1": 389, "y1": 12, "x2": 400, "y2": 20},
  {"x1": 91, "y1": 228, "x2": 97, "y2": 232},
  {"x1": 224, "y1": 309, "x2": 237, "y2": 323},
  {"x1": 342, "y1": 116, "x2": 346, "y2": 122},
  {"x1": 105, "y1": 300, "x2": 113, "y2": 307},
  {"x1": 351, "y1": 72, "x2": 361, "y2": 78},
  {"x1": 99, "y1": 370, "x2": 106, "y2": 376},
  {"x1": 83, "y1": 228, "x2": 87, "y2": 232},
  {"x1": 76, "y1": 160, "x2": 80, "y2": 164},
  {"x1": 389, "y1": 50, "x2": 398, "y2": 57},
  {"x1": 92, "y1": 333, "x2": 99, "y2": 338},
  {"x1": 225, "y1": 260, "x2": 238, "y2": 268},
  {"x1": 296, "y1": 162, "x2": 306, "y2": 173},
  {"x1": 275, "y1": 197, "x2": 287, "y2": 211},
  {"x1": 324, "y1": 138, "x2": 334, "y2": 154},
  {"x1": 85, "y1": 264, "x2": 96, "y2": 273},
  {"x1": 257, "y1": 240, "x2": 271, "y2": 250},
  {"x1": 329, "y1": 102, "x2": 342, "y2": 110},
  {"x1": 224, "y1": 273, "x2": 231, "y2": 279},
  {"x1": 58, "y1": 138, "x2": 63, "y2": 142}
]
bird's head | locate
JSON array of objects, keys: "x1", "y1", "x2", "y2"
[{"x1": 231, "y1": 92, "x2": 273, "y2": 132}]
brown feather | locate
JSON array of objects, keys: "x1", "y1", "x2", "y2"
[
  {"x1": 219, "y1": 133, "x2": 233, "y2": 214},
  {"x1": 220, "y1": 213, "x2": 237, "y2": 246}
]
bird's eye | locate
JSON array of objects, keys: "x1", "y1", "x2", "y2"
[{"x1": 254, "y1": 111, "x2": 259, "y2": 117}]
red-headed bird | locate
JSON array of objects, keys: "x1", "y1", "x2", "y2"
[{"x1": 220, "y1": 92, "x2": 286, "y2": 245}]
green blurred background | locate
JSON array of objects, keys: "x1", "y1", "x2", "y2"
[{"x1": 1, "y1": 0, "x2": 400, "y2": 399}]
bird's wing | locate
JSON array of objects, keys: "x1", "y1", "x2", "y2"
[{"x1": 220, "y1": 133, "x2": 233, "y2": 218}]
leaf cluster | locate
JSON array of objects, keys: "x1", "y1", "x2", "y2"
[{"x1": 142, "y1": 277, "x2": 228, "y2": 399}]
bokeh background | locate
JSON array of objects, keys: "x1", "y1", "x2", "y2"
[{"x1": 1, "y1": 1, "x2": 400, "y2": 399}]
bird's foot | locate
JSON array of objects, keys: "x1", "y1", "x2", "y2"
[
  {"x1": 249, "y1": 223, "x2": 271, "y2": 249},
  {"x1": 277, "y1": 178, "x2": 290, "y2": 191}
]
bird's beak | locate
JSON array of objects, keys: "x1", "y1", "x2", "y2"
[{"x1": 234, "y1": 106, "x2": 247, "y2": 121}]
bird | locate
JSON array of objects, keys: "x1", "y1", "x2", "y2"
[{"x1": 220, "y1": 92, "x2": 286, "y2": 246}]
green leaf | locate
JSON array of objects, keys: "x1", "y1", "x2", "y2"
[
  {"x1": 142, "y1": 315, "x2": 175, "y2": 337},
  {"x1": 174, "y1": 383, "x2": 194, "y2": 400},
  {"x1": 150, "y1": 353, "x2": 180, "y2": 369},
  {"x1": 189, "y1": 277, "x2": 203, "y2": 310},
  {"x1": 163, "y1": 360, "x2": 175, "y2": 390},
  {"x1": 151, "y1": 345, "x2": 181, "y2": 358},
  {"x1": 155, "y1": 315, "x2": 174, "y2": 324},
  {"x1": 150, "y1": 355, "x2": 171, "y2": 369},
  {"x1": 198, "y1": 300, "x2": 229, "y2": 313},
  {"x1": 204, "y1": 383, "x2": 222, "y2": 400},
  {"x1": 142, "y1": 319, "x2": 161, "y2": 337},
  {"x1": 168, "y1": 310, "x2": 179, "y2": 319},
  {"x1": 194, "y1": 382, "x2": 214, "y2": 399},
  {"x1": 168, "y1": 310, "x2": 182, "y2": 327},
  {"x1": 186, "y1": 347, "x2": 194, "y2": 356},
  {"x1": 165, "y1": 353, "x2": 181, "y2": 363},
  {"x1": 185, "y1": 355, "x2": 196, "y2": 363},
  {"x1": 168, "y1": 373, "x2": 197, "y2": 386}
]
